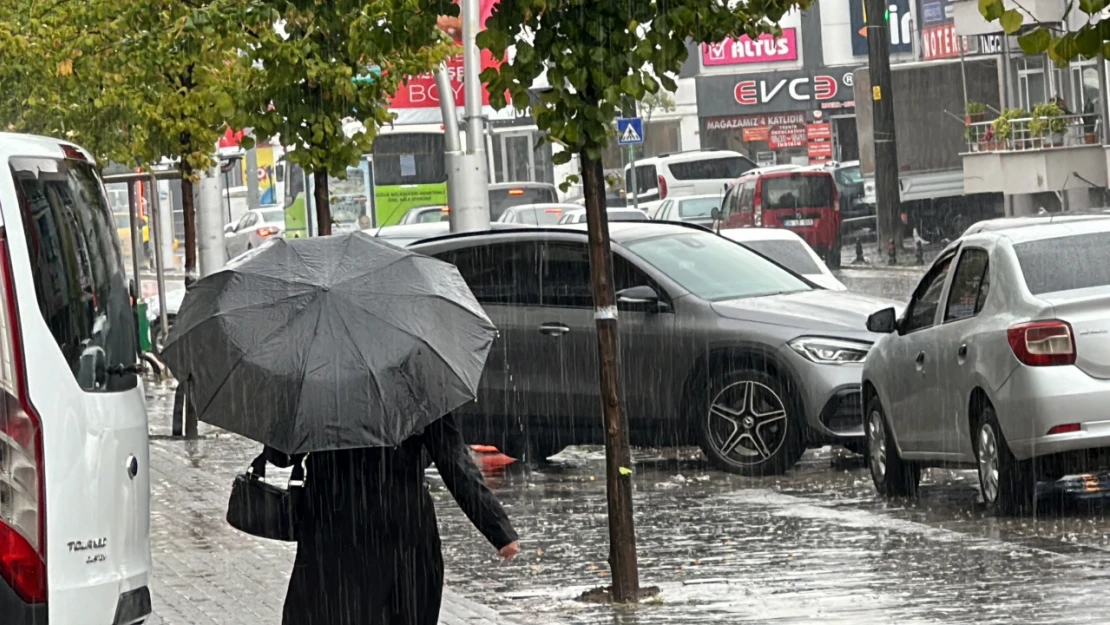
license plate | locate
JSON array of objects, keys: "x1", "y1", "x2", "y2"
[{"x1": 783, "y1": 219, "x2": 814, "y2": 227}]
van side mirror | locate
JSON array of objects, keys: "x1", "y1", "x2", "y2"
[
  {"x1": 866, "y1": 307, "x2": 898, "y2": 334},
  {"x1": 711, "y1": 207, "x2": 722, "y2": 221}
]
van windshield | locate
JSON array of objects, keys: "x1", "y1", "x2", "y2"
[
  {"x1": 10, "y1": 157, "x2": 139, "y2": 391},
  {"x1": 761, "y1": 174, "x2": 836, "y2": 210}
]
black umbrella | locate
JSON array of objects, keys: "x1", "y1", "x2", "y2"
[{"x1": 161, "y1": 232, "x2": 496, "y2": 455}]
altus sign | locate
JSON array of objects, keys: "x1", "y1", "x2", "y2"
[{"x1": 734, "y1": 75, "x2": 841, "y2": 106}]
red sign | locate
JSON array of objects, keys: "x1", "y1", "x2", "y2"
[
  {"x1": 734, "y1": 75, "x2": 839, "y2": 106},
  {"x1": 705, "y1": 112, "x2": 807, "y2": 132},
  {"x1": 218, "y1": 127, "x2": 245, "y2": 149},
  {"x1": 807, "y1": 123, "x2": 832, "y2": 140},
  {"x1": 922, "y1": 23, "x2": 967, "y2": 60},
  {"x1": 390, "y1": 0, "x2": 501, "y2": 109},
  {"x1": 768, "y1": 123, "x2": 807, "y2": 149},
  {"x1": 742, "y1": 127, "x2": 770, "y2": 142},
  {"x1": 808, "y1": 141, "x2": 834, "y2": 160},
  {"x1": 702, "y1": 29, "x2": 799, "y2": 66}
]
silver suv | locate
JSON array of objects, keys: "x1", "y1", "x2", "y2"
[{"x1": 410, "y1": 223, "x2": 897, "y2": 475}]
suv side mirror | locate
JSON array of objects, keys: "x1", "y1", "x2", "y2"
[
  {"x1": 866, "y1": 307, "x2": 898, "y2": 334},
  {"x1": 616, "y1": 285, "x2": 663, "y2": 311}
]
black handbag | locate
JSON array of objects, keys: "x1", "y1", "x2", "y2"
[{"x1": 226, "y1": 452, "x2": 305, "y2": 542}]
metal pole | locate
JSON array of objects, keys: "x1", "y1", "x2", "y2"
[
  {"x1": 958, "y1": 39, "x2": 969, "y2": 108},
  {"x1": 245, "y1": 133, "x2": 261, "y2": 211},
  {"x1": 456, "y1": 0, "x2": 492, "y2": 231},
  {"x1": 197, "y1": 158, "x2": 225, "y2": 278},
  {"x1": 864, "y1": 0, "x2": 902, "y2": 253},
  {"x1": 630, "y1": 102, "x2": 640, "y2": 212},
  {"x1": 1098, "y1": 58, "x2": 1109, "y2": 144},
  {"x1": 1002, "y1": 34, "x2": 1014, "y2": 110},
  {"x1": 159, "y1": 179, "x2": 175, "y2": 273},
  {"x1": 436, "y1": 65, "x2": 469, "y2": 233},
  {"x1": 148, "y1": 173, "x2": 169, "y2": 350},
  {"x1": 127, "y1": 181, "x2": 143, "y2": 296}
]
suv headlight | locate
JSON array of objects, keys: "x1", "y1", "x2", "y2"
[{"x1": 788, "y1": 337, "x2": 872, "y2": 364}]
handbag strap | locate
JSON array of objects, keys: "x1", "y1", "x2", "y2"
[{"x1": 247, "y1": 451, "x2": 306, "y2": 486}]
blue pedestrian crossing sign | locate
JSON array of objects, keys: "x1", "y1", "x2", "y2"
[{"x1": 617, "y1": 118, "x2": 644, "y2": 145}]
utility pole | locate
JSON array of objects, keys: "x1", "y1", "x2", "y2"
[
  {"x1": 197, "y1": 157, "x2": 226, "y2": 278},
  {"x1": 443, "y1": 0, "x2": 492, "y2": 233},
  {"x1": 865, "y1": 0, "x2": 902, "y2": 253}
]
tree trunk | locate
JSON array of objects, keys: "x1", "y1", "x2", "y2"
[
  {"x1": 580, "y1": 149, "x2": 640, "y2": 602},
  {"x1": 180, "y1": 160, "x2": 197, "y2": 280},
  {"x1": 314, "y1": 169, "x2": 331, "y2": 236}
]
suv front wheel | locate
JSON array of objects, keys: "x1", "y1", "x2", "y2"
[{"x1": 699, "y1": 368, "x2": 804, "y2": 476}]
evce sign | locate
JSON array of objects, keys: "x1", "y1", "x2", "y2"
[{"x1": 734, "y1": 75, "x2": 841, "y2": 106}]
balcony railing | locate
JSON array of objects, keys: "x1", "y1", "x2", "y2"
[{"x1": 964, "y1": 114, "x2": 1100, "y2": 153}]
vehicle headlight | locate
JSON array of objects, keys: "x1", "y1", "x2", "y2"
[{"x1": 788, "y1": 337, "x2": 872, "y2": 364}]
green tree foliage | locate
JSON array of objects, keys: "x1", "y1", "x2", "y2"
[
  {"x1": 979, "y1": 0, "x2": 1108, "y2": 64},
  {"x1": 244, "y1": 0, "x2": 456, "y2": 234}
]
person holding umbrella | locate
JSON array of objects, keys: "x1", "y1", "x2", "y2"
[{"x1": 162, "y1": 232, "x2": 520, "y2": 625}]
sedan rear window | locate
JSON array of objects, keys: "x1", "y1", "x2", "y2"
[
  {"x1": 625, "y1": 231, "x2": 810, "y2": 301},
  {"x1": 741, "y1": 240, "x2": 822, "y2": 275},
  {"x1": 488, "y1": 186, "x2": 558, "y2": 220},
  {"x1": 1014, "y1": 232, "x2": 1110, "y2": 295},
  {"x1": 505, "y1": 207, "x2": 565, "y2": 225},
  {"x1": 761, "y1": 174, "x2": 835, "y2": 210}
]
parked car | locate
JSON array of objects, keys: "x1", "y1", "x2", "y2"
[
  {"x1": 652, "y1": 194, "x2": 721, "y2": 228},
  {"x1": 557, "y1": 207, "x2": 648, "y2": 225},
  {"x1": 719, "y1": 167, "x2": 843, "y2": 269},
  {"x1": 564, "y1": 185, "x2": 628, "y2": 208},
  {"x1": 497, "y1": 203, "x2": 582, "y2": 225},
  {"x1": 625, "y1": 149, "x2": 756, "y2": 216},
  {"x1": 720, "y1": 228, "x2": 848, "y2": 291},
  {"x1": 0, "y1": 133, "x2": 151, "y2": 624},
  {"x1": 488, "y1": 182, "x2": 560, "y2": 221},
  {"x1": 961, "y1": 212, "x2": 1110, "y2": 237},
  {"x1": 862, "y1": 219, "x2": 1110, "y2": 514},
  {"x1": 398, "y1": 204, "x2": 449, "y2": 224},
  {"x1": 410, "y1": 223, "x2": 897, "y2": 475},
  {"x1": 223, "y1": 207, "x2": 285, "y2": 258},
  {"x1": 817, "y1": 161, "x2": 874, "y2": 236}
]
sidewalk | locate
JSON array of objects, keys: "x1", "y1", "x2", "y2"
[{"x1": 142, "y1": 381, "x2": 519, "y2": 625}]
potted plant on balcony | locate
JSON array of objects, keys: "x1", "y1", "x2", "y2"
[
  {"x1": 992, "y1": 108, "x2": 1029, "y2": 149},
  {"x1": 965, "y1": 101, "x2": 987, "y2": 124},
  {"x1": 1030, "y1": 102, "x2": 1067, "y2": 148}
]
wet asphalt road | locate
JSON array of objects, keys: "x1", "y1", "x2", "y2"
[{"x1": 146, "y1": 263, "x2": 1110, "y2": 624}]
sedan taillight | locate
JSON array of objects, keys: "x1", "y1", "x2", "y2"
[
  {"x1": 256, "y1": 227, "x2": 280, "y2": 238},
  {"x1": 1007, "y1": 320, "x2": 1076, "y2": 367}
]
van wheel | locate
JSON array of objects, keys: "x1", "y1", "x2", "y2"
[
  {"x1": 699, "y1": 368, "x2": 804, "y2": 476},
  {"x1": 866, "y1": 395, "x2": 920, "y2": 497},
  {"x1": 976, "y1": 406, "x2": 1035, "y2": 516}
]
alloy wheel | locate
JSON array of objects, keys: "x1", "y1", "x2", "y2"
[
  {"x1": 706, "y1": 380, "x2": 788, "y2": 466},
  {"x1": 978, "y1": 423, "x2": 1000, "y2": 503},
  {"x1": 868, "y1": 409, "x2": 887, "y2": 482}
]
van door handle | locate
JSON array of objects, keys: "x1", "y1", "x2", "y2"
[
  {"x1": 957, "y1": 344, "x2": 968, "y2": 358},
  {"x1": 915, "y1": 351, "x2": 926, "y2": 370},
  {"x1": 538, "y1": 323, "x2": 570, "y2": 336}
]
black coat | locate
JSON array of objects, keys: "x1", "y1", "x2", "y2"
[{"x1": 265, "y1": 414, "x2": 517, "y2": 625}]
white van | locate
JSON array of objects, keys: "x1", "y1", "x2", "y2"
[
  {"x1": 623, "y1": 149, "x2": 756, "y2": 214},
  {"x1": 0, "y1": 134, "x2": 151, "y2": 624}
]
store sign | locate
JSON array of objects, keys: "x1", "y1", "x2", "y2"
[
  {"x1": 922, "y1": 23, "x2": 967, "y2": 60},
  {"x1": 705, "y1": 112, "x2": 808, "y2": 132},
  {"x1": 808, "y1": 141, "x2": 834, "y2": 160},
  {"x1": 734, "y1": 75, "x2": 841, "y2": 106},
  {"x1": 702, "y1": 29, "x2": 798, "y2": 66},
  {"x1": 807, "y1": 123, "x2": 831, "y2": 140},
  {"x1": 768, "y1": 123, "x2": 808, "y2": 149},
  {"x1": 850, "y1": 0, "x2": 913, "y2": 56}
]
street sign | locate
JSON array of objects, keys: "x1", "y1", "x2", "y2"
[{"x1": 617, "y1": 118, "x2": 644, "y2": 145}]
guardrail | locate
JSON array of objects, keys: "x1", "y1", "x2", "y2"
[{"x1": 964, "y1": 114, "x2": 1100, "y2": 153}]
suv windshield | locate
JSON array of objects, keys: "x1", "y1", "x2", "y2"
[
  {"x1": 624, "y1": 231, "x2": 811, "y2": 301},
  {"x1": 10, "y1": 157, "x2": 139, "y2": 391},
  {"x1": 1015, "y1": 232, "x2": 1110, "y2": 295}
]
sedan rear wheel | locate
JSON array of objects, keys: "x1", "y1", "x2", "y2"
[
  {"x1": 976, "y1": 406, "x2": 1035, "y2": 516},
  {"x1": 866, "y1": 395, "x2": 920, "y2": 497},
  {"x1": 699, "y1": 369, "x2": 804, "y2": 476}
]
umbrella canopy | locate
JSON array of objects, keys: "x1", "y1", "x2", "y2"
[{"x1": 162, "y1": 232, "x2": 496, "y2": 455}]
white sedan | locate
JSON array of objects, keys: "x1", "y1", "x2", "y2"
[
  {"x1": 223, "y1": 208, "x2": 285, "y2": 258},
  {"x1": 719, "y1": 227, "x2": 847, "y2": 291}
]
